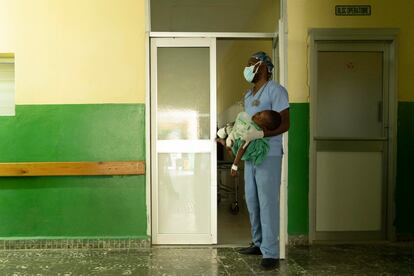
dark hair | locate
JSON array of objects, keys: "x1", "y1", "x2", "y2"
[{"x1": 263, "y1": 110, "x2": 281, "y2": 130}]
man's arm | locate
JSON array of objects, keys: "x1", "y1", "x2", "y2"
[
  {"x1": 263, "y1": 108, "x2": 290, "y2": 137},
  {"x1": 231, "y1": 141, "x2": 249, "y2": 176}
]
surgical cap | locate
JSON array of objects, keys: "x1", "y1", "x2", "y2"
[{"x1": 251, "y1": 51, "x2": 274, "y2": 73}]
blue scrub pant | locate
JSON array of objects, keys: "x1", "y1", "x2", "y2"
[{"x1": 244, "y1": 156, "x2": 282, "y2": 259}]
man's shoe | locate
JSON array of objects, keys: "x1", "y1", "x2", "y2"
[
  {"x1": 261, "y1": 258, "x2": 279, "y2": 270},
  {"x1": 237, "y1": 244, "x2": 262, "y2": 255}
]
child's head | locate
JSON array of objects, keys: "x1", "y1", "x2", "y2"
[{"x1": 252, "y1": 110, "x2": 281, "y2": 131}]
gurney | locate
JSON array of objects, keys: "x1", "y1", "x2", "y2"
[{"x1": 217, "y1": 160, "x2": 240, "y2": 214}]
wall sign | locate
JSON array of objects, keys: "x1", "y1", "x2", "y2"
[{"x1": 335, "y1": 5, "x2": 371, "y2": 16}]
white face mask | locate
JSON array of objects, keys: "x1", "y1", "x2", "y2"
[{"x1": 243, "y1": 61, "x2": 261, "y2": 83}]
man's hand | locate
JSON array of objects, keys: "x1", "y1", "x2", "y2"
[
  {"x1": 217, "y1": 127, "x2": 227, "y2": 139},
  {"x1": 242, "y1": 128, "x2": 264, "y2": 142}
]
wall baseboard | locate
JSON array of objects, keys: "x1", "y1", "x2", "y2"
[
  {"x1": 0, "y1": 238, "x2": 150, "y2": 250},
  {"x1": 288, "y1": 235, "x2": 309, "y2": 245},
  {"x1": 396, "y1": 233, "x2": 414, "y2": 242}
]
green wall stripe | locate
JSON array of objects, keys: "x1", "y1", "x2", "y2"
[
  {"x1": 0, "y1": 176, "x2": 146, "y2": 237},
  {"x1": 0, "y1": 104, "x2": 146, "y2": 238},
  {"x1": 396, "y1": 102, "x2": 414, "y2": 234},
  {"x1": 288, "y1": 103, "x2": 309, "y2": 235},
  {"x1": 0, "y1": 102, "x2": 411, "y2": 238},
  {"x1": 0, "y1": 104, "x2": 145, "y2": 162}
]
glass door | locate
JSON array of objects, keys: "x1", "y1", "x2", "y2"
[{"x1": 151, "y1": 38, "x2": 217, "y2": 244}]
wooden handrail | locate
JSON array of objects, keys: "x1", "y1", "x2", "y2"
[{"x1": 0, "y1": 161, "x2": 145, "y2": 177}]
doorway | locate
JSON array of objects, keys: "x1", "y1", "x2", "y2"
[
  {"x1": 148, "y1": 0, "x2": 287, "y2": 257},
  {"x1": 216, "y1": 38, "x2": 276, "y2": 246},
  {"x1": 150, "y1": 36, "x2": 282, "y2": 246},
  {"x1": 309, "y1": 29, "x2": 398, "y2": 243}
]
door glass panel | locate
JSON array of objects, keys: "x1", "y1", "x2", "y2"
[
  {"x1": 157, "y1": 47, "x2": 210, "y2": 140},
  {"x1": 317, "y1": 51, "x2": 383, "y2": 138},
  {"x1": 158, "y1": 153, "x2": 211, "y2": 234}
]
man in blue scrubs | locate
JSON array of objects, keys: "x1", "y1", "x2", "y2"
[{"x1": 227, "y1": 52, "x2": 290, "y2": 270}]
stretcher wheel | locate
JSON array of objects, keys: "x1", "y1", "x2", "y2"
[{"x1": 230, "y1": 202, "x2": 239, "y2": 214}]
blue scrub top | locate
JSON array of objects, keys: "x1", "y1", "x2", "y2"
[{"x1": 244, "y1": 80, "x2": 289, "y2": 156}]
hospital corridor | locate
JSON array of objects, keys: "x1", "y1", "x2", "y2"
[{"x1": 0, "y1": 0, "x2": 413, "y2": 275}]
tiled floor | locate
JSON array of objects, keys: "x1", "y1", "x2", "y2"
[
  {"x1": 217, "y1": 165, "x2": 251, "y2": 246},
  {"x1": 217, "y1": 193, "x2": 251, "y2": 245},
  {"x1": 1, "y1": 244, "x2": 413, "y2": 275}
]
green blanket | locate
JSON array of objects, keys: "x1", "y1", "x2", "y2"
[{"x1": 232, "y1": 138, "x2": 269, "y2": 166}]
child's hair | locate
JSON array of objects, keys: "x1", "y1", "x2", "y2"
[{"x1": 262, "y1": 110, "x2": 281, "y2": 130}]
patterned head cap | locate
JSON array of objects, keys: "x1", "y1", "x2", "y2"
[{"x1": 251, "y1": 51, "x2": 274, "y2": 73}]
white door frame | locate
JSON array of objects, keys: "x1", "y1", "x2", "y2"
[
  {"x1": 147, "y1": 32, "x2": 288, "y2": 256},
  {"x1": 278, "y1": 0, "x2": 289, "y2": 255},
  {"x1": 308, "y1": 28, "x2": 399, "y2": 243},
  {"x1": 150, "y1": 37, "x2": 217, "y2": 244},
  {"x1": 145, "y1": 0, "x2": 287, "y2": 259}
]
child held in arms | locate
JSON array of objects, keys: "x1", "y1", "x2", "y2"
[{"x1": 217, "y1": 110, "x2": 281, "y2": 176}]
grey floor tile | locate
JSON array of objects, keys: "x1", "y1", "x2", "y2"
[{"x1": 0, "y1": 244, "x2": 413, "y2": 275}]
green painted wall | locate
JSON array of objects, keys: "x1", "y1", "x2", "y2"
[
  {"x1": 395, "y1": 102, "x2": 414, "y2": 235},
  {"x1": 0, "y1": 102, "x2": 411, "y2": 238},
  {"x1": 288, "y1": 103, "x2": 310, "y2": 235},
  {"x1": 0, "y1": 104, "x2": 147, "y2": 238},
  {"x1": 0, "y1": 105, "x2": 145, "y2": 162}
]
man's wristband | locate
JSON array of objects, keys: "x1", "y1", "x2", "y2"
[{"x1": 231, "y1": 164, "x2": 238, "y2": 171}]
